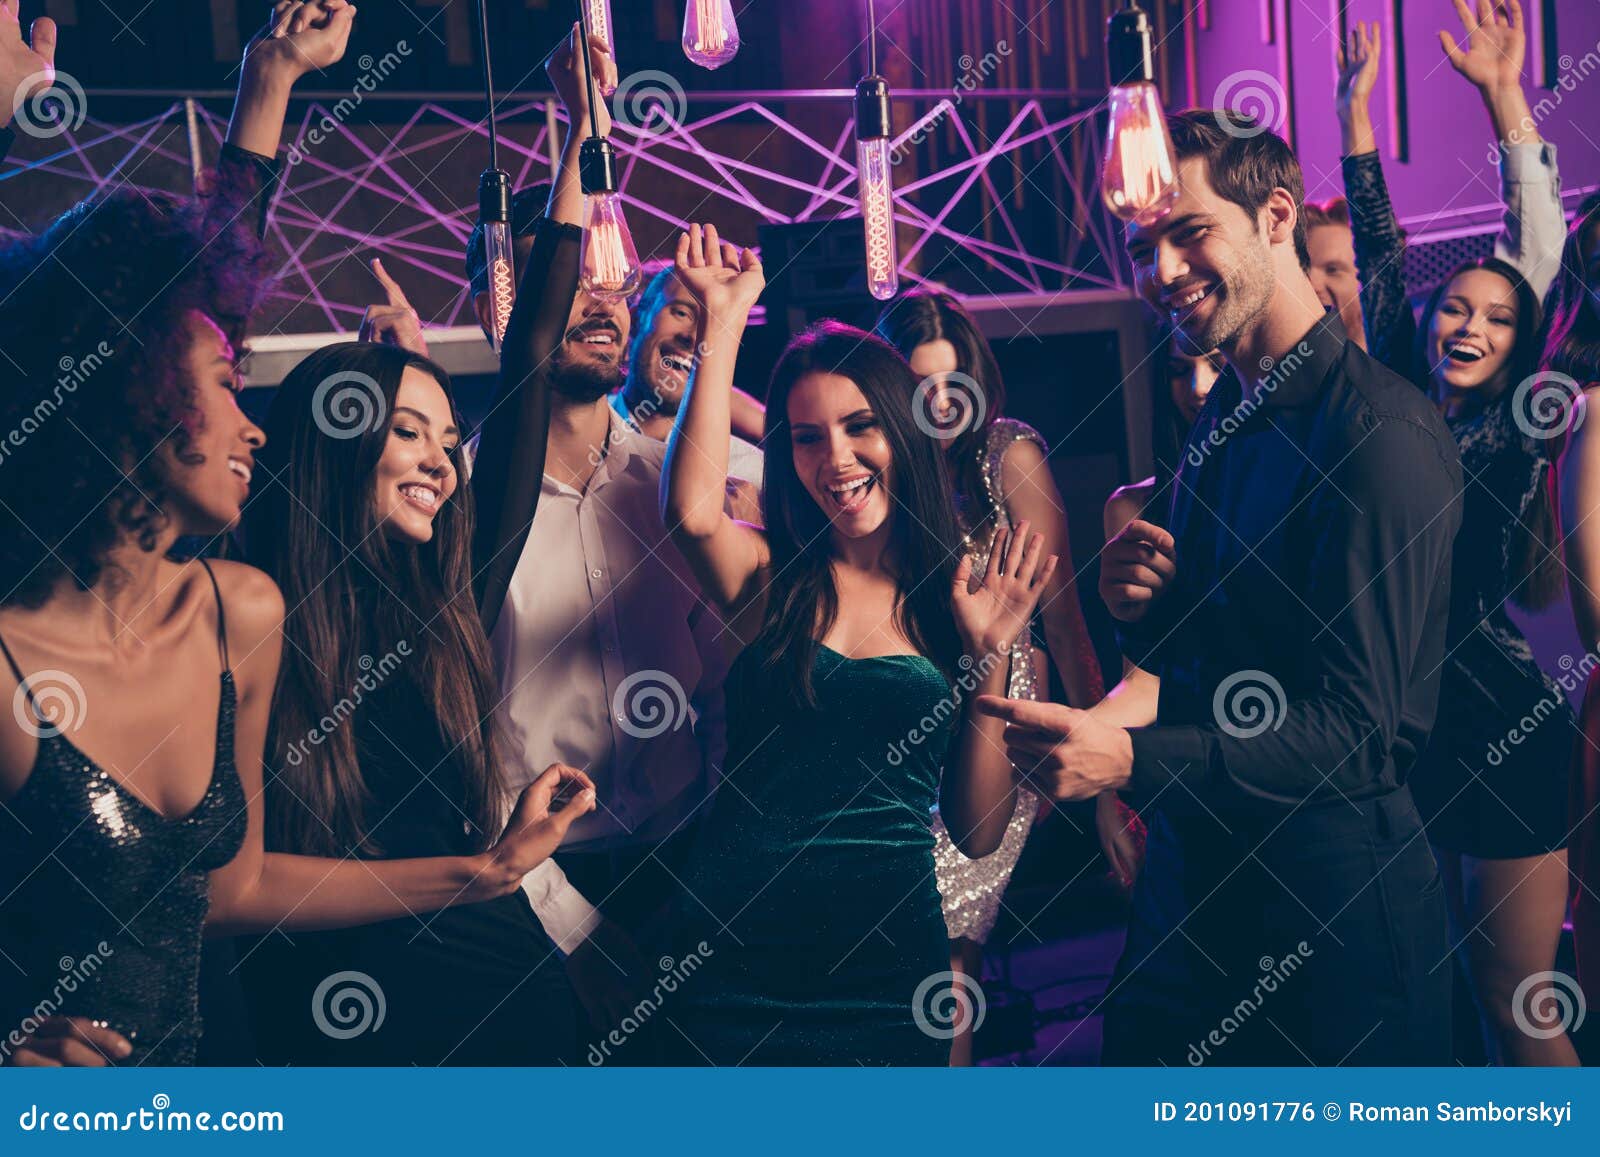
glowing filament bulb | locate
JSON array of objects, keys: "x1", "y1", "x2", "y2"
[
  {"x1": 682, "y1": 0, "x2": 740, "y2": 70},
  {"x1": 585, "y1": 0, "x2": 617, "y2": 96},
  {"x1": 1101, "y1": 82, "x2": 1178, "y2": 222},
  {"x1": 1100, "y1": 3, "x2": 1177, "y2": 224},
  {"x1": 483, "y1": 221, "x2": 516, "y2": 355},
  {"x1": 856, "y1": 136, "x2": 898, "y2": 301},
  {"x1": 580, "y1": 191, "x2": 642, "y2": 301}
]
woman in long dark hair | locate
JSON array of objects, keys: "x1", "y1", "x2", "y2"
[
  {"x1": 0, "y1": 201, "x2": 584, "y2": 1069},
  {"x1": 0, "y1": 3, "x2": 584, "y2": 1070},
  {"x1": 238, "y1": 341, "x2": 592, "y2": 1064},
  {"x1": 1334, "y1": 7, "x2": 1575, "y2": 1066},
  {"x1": 1400, "y1": 254, "x2": 1577, "y2": 1065},
  {"x1": 1549, "y1": 192, "x2": 1600, "y2": 1005},
  {"x1": 875, "y1": 289, "x2": 1105, "y2": 1064},
  {"x1": 660, "y1": 226, "x2": 1055, "y2": 1064}
]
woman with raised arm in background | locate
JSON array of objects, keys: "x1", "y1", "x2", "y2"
[{"x1": 1336, "y1": 6, "x2": 1576, "y2": 1065}]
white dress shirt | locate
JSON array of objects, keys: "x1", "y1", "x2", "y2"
[
  {"x1": 490, "y1": 408, "x2": 729, "y2": 855},
  {"x1": 608, "y1": 390, "x2": 765, "y2": 488}
]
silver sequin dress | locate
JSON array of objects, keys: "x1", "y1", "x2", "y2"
[{"x1": 931, "y1": 418, "x2": 1051, "y2": 944}]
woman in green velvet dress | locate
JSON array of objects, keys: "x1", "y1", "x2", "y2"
[{"x1": 659, "y1": 225, "x2": 1057, "y2": 1064}]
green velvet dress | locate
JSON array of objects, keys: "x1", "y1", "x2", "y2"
[{"x1": 668, "y1": 640, "x2": 957, "y2": 1065}]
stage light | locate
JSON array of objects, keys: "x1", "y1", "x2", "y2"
[
  {"x1": 854, "y1": 75, "x2": 898, "y2": 301},
  {"x1": 474, "y1": 0, "x2": 514, "y2": 354},
  {"x1": 584, "y1": 0, "x2": 617, "y2": 95},
  {"x1": 478, "y1": 169, "x2": 515, "y2": 355},
  {"x1": 682, "y1": 0, "x2": 740, "y2": 70},
  {"x1": 1101, "y1": 1, "x2": 1178, "y2": 223}
]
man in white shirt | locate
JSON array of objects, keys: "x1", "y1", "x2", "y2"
[{"x1": 463, "y1": 27, "x2": 730, "y2": 1048}]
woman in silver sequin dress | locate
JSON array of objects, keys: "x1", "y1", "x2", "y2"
[{"x1": 878, "y1": 292, "x2": 1106, "y2": 1064}]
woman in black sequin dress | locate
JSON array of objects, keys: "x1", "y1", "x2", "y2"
[{"x1": 0, "y1": 9, "x2": 589, "y2": 1067}]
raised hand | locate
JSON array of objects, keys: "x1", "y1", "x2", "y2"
[
  {"x1": 951, "y1": 520, "x2": 1058, "y2": 660},
  {"x1": 1440, "y1": 0, "x2": 1525, "y2": 92},
  {"x1": 0, "y1": 0, "x2": 56, "y2": 132},
  {"x1": 1098, "y1": 518, "x2": 1175, "y2": 623},
  {"x1": 1335, "y1": 20, "x2": 1381, "y2": 115},
  {"x1": 478, "y1": 763, "x2": 596, "y2": 895},
  {"x1": 244, "y1": 0, "x2": 358, "y2": 85},
  {"x1": 674, "y1": 223, "x2": 764, "y2": 322},
  {"x1": 358, "y1": 257, "x2": 429, "y2": 356},
  {"x1": 547, "y1": 21, "x2": 614, "y2": 137}
]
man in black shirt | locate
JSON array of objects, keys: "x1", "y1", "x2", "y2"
[{"x1": 979, "y1": 111, "x2": 1461, "y2": 1064}]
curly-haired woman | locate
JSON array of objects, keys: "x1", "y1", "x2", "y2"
[{"x1": 0, "y1": 2, "x2": 590, "y2": 1068}]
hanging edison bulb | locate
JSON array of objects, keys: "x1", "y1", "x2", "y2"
[
  {"x1": 578, "y1": 137, "x2": 642, "y2": 300},
  {"x1": 1101, "y1": 2, "x2": 1177, "y2": 223},
  {"x1": 584, "y1": 0, "x2": 617, "y2": 96},
  {"x1": 478, "y1": 168, "x2": 516, "y2": 355},
  {"x1": 854, "y1": 76, "x2": 898, "y2": 301},
  {"x1": 682, "y1": 0, "x2": 740, "y2": 70}
]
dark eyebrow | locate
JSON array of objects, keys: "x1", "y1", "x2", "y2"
[
  {"x1": 393, "y1": 406, "x2": 459, "y2": 437},
  {"x1": 1128, "y1": 211, "x2": 1212, "y2": 249}
]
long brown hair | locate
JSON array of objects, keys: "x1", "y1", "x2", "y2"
[
  {"x1": 874, "y1": 290, "x2": 1006, "y2": 533},
  {"x1": 1416, "y1": 258, "x2": 1561, "y2": 611},
  {"x1": 244, "y1": 342, "x2": 505, "y2": 857},
  {"x1": 755, "y1": 322, "x2": 964, "y2": 705}
]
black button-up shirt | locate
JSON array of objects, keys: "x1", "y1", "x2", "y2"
[{"x1": 1120, "y1": 312, "x2": 1462, "y2": 814}]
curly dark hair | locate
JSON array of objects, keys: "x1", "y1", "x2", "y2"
[{"x1": 0, "y1": 188, "x2": 272, "y2": 607}]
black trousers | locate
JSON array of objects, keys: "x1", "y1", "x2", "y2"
[
  {"x1": 555, "y1": 821, "x2": 701, "y2": 960},
  {"x1": 1102, "y1": 787, "x2": 1451, "y2": 1066}
]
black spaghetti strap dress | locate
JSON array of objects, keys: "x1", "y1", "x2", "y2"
[{"x1": 0, "y1": 559, "x2": 247, "y2": 1065}]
